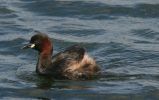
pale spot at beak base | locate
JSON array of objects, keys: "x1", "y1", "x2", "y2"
[{"x1": 30, "y1": 44, "x2": 35, "y2": 48}]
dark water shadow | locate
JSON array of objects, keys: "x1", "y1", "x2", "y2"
[{"x1": 35, "y1": 76, "x2": 54, "y2": 90}]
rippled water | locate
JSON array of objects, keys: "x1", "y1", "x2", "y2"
[{"x1": 1, "y1": 0, "x2": 159, "y2": 100}]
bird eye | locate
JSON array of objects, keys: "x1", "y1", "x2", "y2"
[{"x1": 34, "y1": 41, "x2": 40, "y2": 44}]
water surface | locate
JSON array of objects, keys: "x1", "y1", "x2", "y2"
[{"x1": 0, "y1": 0, "x2": 159, "y2": 100}]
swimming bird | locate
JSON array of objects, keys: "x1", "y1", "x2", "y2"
[{"x1": 22, "y1": 32, "x2": 100, "y2": 80}]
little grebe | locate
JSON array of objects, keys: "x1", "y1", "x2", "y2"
[{"x1": 22, "y1": 32, "x2": 100, "y2": 80}]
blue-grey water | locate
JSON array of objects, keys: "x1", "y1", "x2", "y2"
[{"x1": 1, "y1": 0, "x2": 159, "y2": 100}]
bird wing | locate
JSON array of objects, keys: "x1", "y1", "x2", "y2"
[{"x1": 51, "y1": 45, "x2": 85, "y2": 70}]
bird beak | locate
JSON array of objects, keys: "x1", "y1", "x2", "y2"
[{"x1": 22, "y1": 43, "x2": 35, "y2": 49}]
